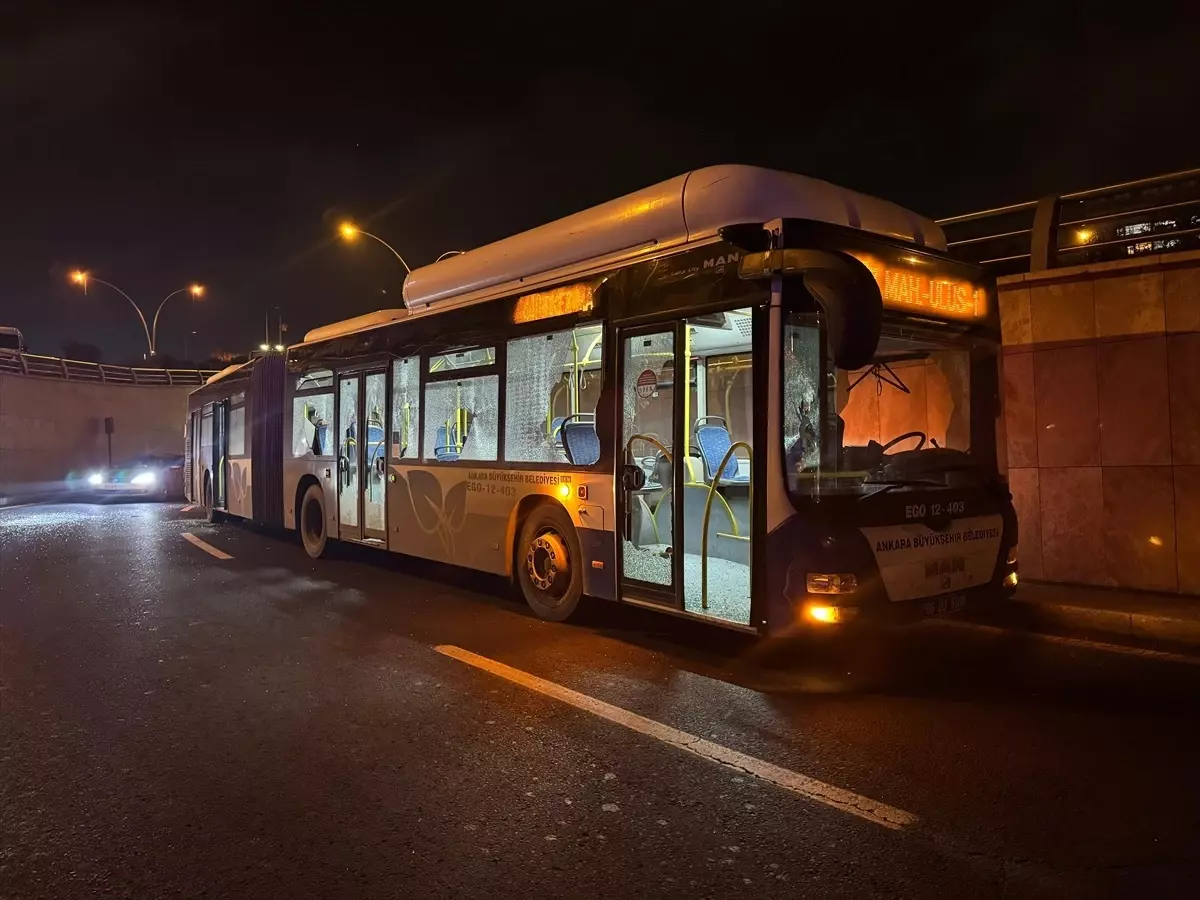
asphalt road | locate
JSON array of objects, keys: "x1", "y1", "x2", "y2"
[{"x1": 3, "y1": 502, "x2": 1200, "y2": 898}]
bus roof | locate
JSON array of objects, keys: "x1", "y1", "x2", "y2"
[
  {"x1": 402, "y1": 164, "x2": 945, "y2": 311},
  {"x1": 302, "y1": 308, "x2": 408, "y2": 344},
  {"x1": 204, "y1": 360, "x2": 253, "y2": 386}
]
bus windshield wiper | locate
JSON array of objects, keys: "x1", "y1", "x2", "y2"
[{"x1": 857, "y1": 478, "x2": 943, "y2": 500}]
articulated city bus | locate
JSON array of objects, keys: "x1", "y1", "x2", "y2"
[{"x1": 185, "y1": 165, "x2": 1019, "y2": 634}]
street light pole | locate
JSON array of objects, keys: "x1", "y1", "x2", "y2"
[
  {"x1": 70, "y1": 272, "x2": 203, "y2": 360},
  {"x1": 151, "y1": 285, "x2": 204, "y2": 357},
  {"x1": 73, "y1": 274, "x2": 153, "y2": 358},
  {"x1": 338, "y1": 223, "x2": 412, "y2": 274}
]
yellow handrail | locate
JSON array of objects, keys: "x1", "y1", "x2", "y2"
[
  {"x1": 546, "y1": 380, "x2": 565, "y2": 438},
  {"x1": 700, "y1": 441, "x2": 752, "y2": 611},
  {"x1": 625, "y1": 433, "x2": 672, "y2": 463}
]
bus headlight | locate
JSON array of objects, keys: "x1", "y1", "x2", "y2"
[{"x1": 806, "y1": 573, "x2": 857, "y2": 594}]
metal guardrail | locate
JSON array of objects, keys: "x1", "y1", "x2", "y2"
[
  {"x1": 937, "y1": 168, "x2": 1200, "y2": 275},
  {"x1": 0, "y1": 350, "x2": 217, "y2": 385}
]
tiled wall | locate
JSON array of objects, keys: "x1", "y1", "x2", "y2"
[{"x1": 998, "y1": 250, "x2": 1200, "y2": 594}]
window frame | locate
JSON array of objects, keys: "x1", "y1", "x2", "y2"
[
  {"x1": 228, "y1": 390, "x2": 249, "y2": 459},
  {"x1": 293, "y1": 371, "x2": 337, "y2": 460},
  {"x1": 390, "y1": 356, "x2": 422, "y2": 462},
  {"x1": 419, "y1": 371, "x2": 503, "y2": 465},
  {"x1": 426, "y1": 345, "x2": 497, "y2": 377},
  {"x1": 502, "y1": 324, "x2": 606, "y2": 467},
  {"x1": 414, "y1": 318, "x2": 610, "y2": 470}
]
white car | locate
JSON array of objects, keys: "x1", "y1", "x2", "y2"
[{"x1": 68, "y1": 454, "x2": 185, "y2": 500}]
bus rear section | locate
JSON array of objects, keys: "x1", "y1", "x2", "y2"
[{"x1": 185, "y1": 355, "x2": 285, "y2": 525}]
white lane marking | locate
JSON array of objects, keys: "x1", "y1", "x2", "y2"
[
  {"x1": 932, "y1": 620, "x2": 1200, "y2": 666},
  {"x1": 180, "y1": 504, "x2": 197, "y2": 513},
  {"x1": 181, "y1": 531, "x2": 233, "y2": 561},
  {"x1": 435, "y1": 644, "x2": 916, "y2": 830}
]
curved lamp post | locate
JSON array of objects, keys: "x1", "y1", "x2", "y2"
[
  {"x1": 151, "y1": 284, "x2": 204, "y2": 356},
  {"x1": 70, "y1": 271, "x2": 203, "y2": 358},
  {"x1": 338, "y1": 222, "x2": 412, "y2": 274}
]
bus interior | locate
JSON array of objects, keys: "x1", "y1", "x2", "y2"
[{"x1": 783, "y1": 315, "x2": 983, "y2": 499}]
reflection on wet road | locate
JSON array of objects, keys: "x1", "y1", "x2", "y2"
[{"x1": 3, "y1": 502, "x2": 1199, "y2": 898}]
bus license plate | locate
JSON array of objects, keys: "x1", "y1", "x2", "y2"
[{"x1": 920, "y1": 592, "x2": 967, "y2": 618}]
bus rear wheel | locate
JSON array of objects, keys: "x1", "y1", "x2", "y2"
[
  {"x1": 203, "y1": 474, "x2": 223, "y2": 523},
  {"x1": 300, "y1": 484, "x2": 328, "y2": 559},
  {"x1": 516, "y1": 504, "x2": 583, "y2": 622}
]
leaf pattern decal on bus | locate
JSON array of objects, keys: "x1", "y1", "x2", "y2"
[
  {"x1": 230, "y1": 462, "x2": 249, "y2": 510},
  {"x1": 398, "y1": 470, "x2": 469, "y2": 557}
]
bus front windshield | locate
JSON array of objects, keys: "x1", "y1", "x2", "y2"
[{"x1": 783, "y1": 311, "x2": 994, "y2": 499}]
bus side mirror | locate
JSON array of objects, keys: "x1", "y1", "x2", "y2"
[{"x1": 740, "y1": 249, "x2": 882, "y2": 370}]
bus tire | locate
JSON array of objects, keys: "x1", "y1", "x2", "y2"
[
  {"x1": 300, "y1": 483, "x2": 328, "y2": 559},
  {"x1": 203, "y1": 474, "x2": 223, "y2": 523},
  {"x1": 516, "y1": 503, "x2": 583, "y2": 622}
]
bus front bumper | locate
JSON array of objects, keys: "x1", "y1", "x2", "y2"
[{"x1": 789, "y1": 571, "x2": 1019, "y2": 630}]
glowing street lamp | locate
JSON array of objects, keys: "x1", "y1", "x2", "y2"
[{"x1": 337, "y1": 220, "x2": 412, "y2": 275}]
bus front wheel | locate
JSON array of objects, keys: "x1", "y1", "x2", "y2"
[
  {"x1": 300, "y1": 484, "x2": 328, "y2": 559},
  {"x1": 516, "y1": 504, "x2": 583, "y2": 622}
]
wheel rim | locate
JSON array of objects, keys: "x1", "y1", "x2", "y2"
[
  {"x1": 526, "y1": 528, "x2": 570, "y2": 604},
  {"x1": 303, "y1": 497, "x2": 323, "y2": 546}
]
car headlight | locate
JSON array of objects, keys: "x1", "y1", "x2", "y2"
[
  {"x1": 87, "y1": 472, "x2": 103, "y2": 486},
  {"x1": 131, "y1": 471, "x2": 157, "y2": 486}
]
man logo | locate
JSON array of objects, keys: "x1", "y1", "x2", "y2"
[{"x1": 702, "y1": 252, "x2": 740, "y2": 270}]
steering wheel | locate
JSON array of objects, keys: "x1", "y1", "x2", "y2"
[{"x1": 881, "y1": 431, "x2": 926, "y2": 453}]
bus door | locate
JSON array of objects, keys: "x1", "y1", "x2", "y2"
[
  {"x1": 212, "y1": 400, "x2": 228, "y2": 509},
  {"x1": 616, "y1": 325, "x2": 683, "y2": 611},
  {"x1": 337, "y1": 370, "x2": 388, "y2": 543},
  {"x1": 617, "y1": 311, "x2": 757, "y2": 628}
]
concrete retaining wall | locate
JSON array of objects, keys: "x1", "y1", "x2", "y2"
[
  {"x1": 998, "y1": 249, "x2": 1200, "y2": 595},
  {"x1": 0, "y1": 373, "x2": 191, "y2": 494}
]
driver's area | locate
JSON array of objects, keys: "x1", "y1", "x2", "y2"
[{"x1": 783, "y1": 313, "x2": 979, "y2": 497}]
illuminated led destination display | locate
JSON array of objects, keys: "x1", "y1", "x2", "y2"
[
  {"x1": 512, "y1": 281, "x2": 596, "y2": 324},
  {"x1": 849, "y1": 252, "x2": 988, "y2": 322}
]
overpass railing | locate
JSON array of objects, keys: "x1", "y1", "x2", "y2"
[
  {"x1": 937, "y1": 168, "x2": 1200, "y2": 276},
  {"x1": 0, "y1": 350, "x2": 217, "y2": 386}
]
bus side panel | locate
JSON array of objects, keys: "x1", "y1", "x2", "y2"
[
  {"x1": 282, "y1": 457, "x2": 336, "y2": 533},
  {"x1": 386, "y1": 463, "x2": 616, "y2": 593},
  {"x1": 250, "y1": 355, "x2": 286, "y2": 528},
  {"x1": 227, "y1": 458, "x2": 253, "y2": 521}
]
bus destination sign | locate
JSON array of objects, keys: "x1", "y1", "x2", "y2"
[{"x1": 849, "y1": 251, "x2": 988, "y2": 322}]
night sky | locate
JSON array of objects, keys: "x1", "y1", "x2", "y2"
[{"x1": 3, "y1": 1, "x2": 1198, "y2": 363}]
